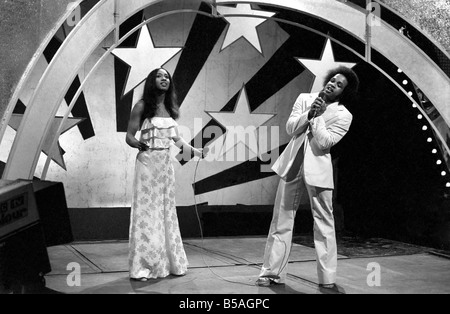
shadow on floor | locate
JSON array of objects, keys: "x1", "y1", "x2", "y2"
[{"x1": 293, "y1": 234, "x2": 434, "y2": 258}]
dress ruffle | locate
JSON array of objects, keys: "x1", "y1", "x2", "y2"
[{"x1": 140, "y1": 117, "x2": 178, "y2": 149}]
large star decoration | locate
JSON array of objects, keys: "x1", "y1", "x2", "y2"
[
  {"x1": 217, "y1": 4, "x2": 275, "y2": 54},
  {"x1": 296, "y1": 38, "x2": 357, "y2": 93},
  {"x1": 111, "y1": 24, "x2": 182, "y2": 96},
  {"x1": 9, "y1": 114, "x2": 85, "y2": 170},
  {"x1": 206, "y1": 86, "x2": 275, "y2": 159}
]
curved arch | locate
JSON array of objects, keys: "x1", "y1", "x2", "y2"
[
  {"x1": 3, "y1": 0, "x2": 115, "y2": 180},
  {"x1": 0, "y1": 0, "x2": 86, "y2": 145},
  {"x1": 3, "y1": 0, "x2": 449, "y2": 180}
]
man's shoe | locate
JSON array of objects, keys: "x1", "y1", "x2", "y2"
[
  {"x1": 319, "y1": 283, "x2": 339, "y2": 292},
  {"x1": 255, "y1": 277, "x2": 274, "y2": 287},
  {"x1": 256, "y1": 276, "x2": 285, "y2": 287},
  {"x1": 255, "y1": 277, "x2": 271, "y2": 287}
]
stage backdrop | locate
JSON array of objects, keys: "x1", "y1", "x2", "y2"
[
  {"x1": 1, "y1": 1, "x2": 360, "y2": 209},
  {"x1": 1, "y1": 0, "x2": 449, "y2": 243}
]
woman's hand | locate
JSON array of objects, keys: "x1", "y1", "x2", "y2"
[
  {"x1": 138, "y1": 141, "x2": 150, "y2": 151},
  {"x1": 193, "y1": 146, "x2": 209, "y2": 158},
  {"x1": 131, "y1": 139, "x2": 149, "y2": 151},
  {"x1": 200, "y1": 146, "x2": 210, "y2": 158}
]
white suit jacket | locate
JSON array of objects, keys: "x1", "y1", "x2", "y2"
[{"x1": 272, "y1": 92, "x2": 353, "y2": 189}]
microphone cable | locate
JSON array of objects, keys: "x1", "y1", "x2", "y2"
[
  {"x1": 191, "y1": 156, "x2": 263, "y2": 287},
  {"x1": 190, "y1": 154, "x2": 295, "y2": 287}
]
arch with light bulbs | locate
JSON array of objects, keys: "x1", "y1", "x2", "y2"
[{"x1": 1, "y1": 0, "x2": 449, "y2": 187}]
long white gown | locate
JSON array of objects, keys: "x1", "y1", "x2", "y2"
[{"x1": 129, "y1": 117, "x2": 188, "y2": 280}]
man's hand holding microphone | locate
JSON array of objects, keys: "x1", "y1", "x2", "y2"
[{"x1": 308, "y1": 91, "x2": 327, "y2": 121}]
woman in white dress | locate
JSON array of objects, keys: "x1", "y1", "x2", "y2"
[{"x1": 126, "y1": 68, "x2": 207, "y2": 281}]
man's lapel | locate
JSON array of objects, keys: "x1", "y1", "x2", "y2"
[{"x1": 323, "y1": 103, "x2": 344, "y2": 126}]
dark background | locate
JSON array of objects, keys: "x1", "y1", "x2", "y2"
[{"x1": 333, "y1": 60, "x2": 450, "y2": 250}]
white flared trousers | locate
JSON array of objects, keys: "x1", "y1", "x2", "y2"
[{"x1": 260, "y1": 171, "x2": 337, "y2": 285}]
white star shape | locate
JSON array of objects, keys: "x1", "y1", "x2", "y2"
[
  {"x1": 217, "y1": 4, "x2": 275, "y2": 54},
  {"x1": 111, "y1": 25, "x2": 182, "y2": 96},
  {"x1": 206, "y1": 86, "x2": 275, "y2": 159},
  {"x1": 296, "y1": 39, "x2": 357, "y2": 93},
  {"x1": 9, "y1": 114, "x2": 85, "y2": 170}
]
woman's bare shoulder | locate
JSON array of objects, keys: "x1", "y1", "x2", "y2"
[
  {"x1": 135, "y1": 99, "x2": 145, "y2": 108},
  {"x1": 132, "y1": 100, "x2": 146, "y2": 113}
]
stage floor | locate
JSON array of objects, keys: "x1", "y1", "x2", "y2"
[{"x1": 42, "y1": 236, "x2": 450, "y2": 294}]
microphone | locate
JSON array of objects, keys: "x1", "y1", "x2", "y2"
[
  {"x1": 318, "y1": 90, "x2": 325, "y2": 100},
  {"x1": 312, "y1": 91, "x2": 326, "y2": 120}
]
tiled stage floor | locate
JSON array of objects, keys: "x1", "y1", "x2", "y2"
[{"x1": 40, "y1": 236, "x2": 450, "y2": 294}]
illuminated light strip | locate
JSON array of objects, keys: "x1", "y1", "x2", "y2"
[{"x1": 397, "y1": 68, "x2": 450, "y2": 181}]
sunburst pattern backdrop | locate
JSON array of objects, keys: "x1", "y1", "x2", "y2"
[
  {"x1": 1, "y1": 0, "x2": 449, "y2": 244},
  {"x1": 2, "y1": 1, "x2": 361, "y2": 208}
]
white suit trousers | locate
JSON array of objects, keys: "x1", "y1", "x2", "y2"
[{"x1": 259, "y1": 169, "x2": 337, "y2": 285}]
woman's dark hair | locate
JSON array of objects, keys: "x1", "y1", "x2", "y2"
[
  {"x1": 142, "y1": 68, "x2": 180, "y2": 121},
  {"x1": 323, "y1": 66, "x2": 360, "y2": 105}
]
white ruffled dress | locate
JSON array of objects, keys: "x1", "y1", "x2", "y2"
[{"x1": 129, "y1": 117, "x2": 188, "y2": 279}]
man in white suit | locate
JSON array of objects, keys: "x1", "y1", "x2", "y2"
[{"x1": 256, "y1": 66, "x2": 359, "y2": 290}]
